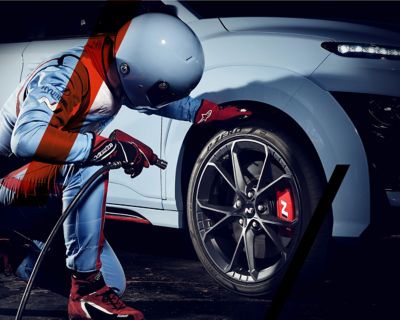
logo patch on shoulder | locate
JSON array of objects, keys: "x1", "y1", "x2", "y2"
[
  {"x1": 39, "y1": 96, "x2": 58, "y2": 112},
  {"x1": 38, "y1": 85, "x2": 63, "y2": 112}
]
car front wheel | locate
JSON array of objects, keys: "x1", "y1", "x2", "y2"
[{"x1": 187, "y1": 123, "x2": 331, "y2": 296}]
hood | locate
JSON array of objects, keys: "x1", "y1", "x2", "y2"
[{"x1": 220, "y1": 17, "x2": 400, "y2": 47}]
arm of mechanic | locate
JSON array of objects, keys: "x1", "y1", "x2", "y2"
[
  {"x1": 11, "y1": 64, "x2": 93, "y2": 164},
  {"x1": 148, "y1": 96, "x2": 252, "y2": 124}
]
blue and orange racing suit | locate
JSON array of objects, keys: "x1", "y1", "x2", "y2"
[{"x1": 0, "y1": 36, "x2": 202, "y2": 295}]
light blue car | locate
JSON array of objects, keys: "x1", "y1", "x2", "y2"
[{"x1": 0, "y1": 0, "x2": 399, "y2": 296}]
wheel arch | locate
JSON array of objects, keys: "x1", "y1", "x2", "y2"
[{"x1": 169, "y1": 66, "x2": 370, "y2": 237}]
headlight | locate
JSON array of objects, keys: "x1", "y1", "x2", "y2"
[{"x1": 322, "y1": 42, "x2": 400, "y2": 60}]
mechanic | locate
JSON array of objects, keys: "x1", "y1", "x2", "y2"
[{"x1": 0, "y1": 13, "x2": 251, "y2": 320}]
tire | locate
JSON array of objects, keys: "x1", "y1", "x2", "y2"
[{"x1": 187, "y1": 122, "x2": 332, "y2": 296}]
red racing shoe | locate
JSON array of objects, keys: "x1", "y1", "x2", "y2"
[{"x1": 68, "y1": 271, "x2": 144, "y2": 320}]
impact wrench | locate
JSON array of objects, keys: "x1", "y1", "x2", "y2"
[{"x1": 15, "y1": 151, "x2": 167, "y2": 319}]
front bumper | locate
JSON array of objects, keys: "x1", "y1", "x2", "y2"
[{"x1": 333, "y1": 92, "x2": 400, "y2": 234}]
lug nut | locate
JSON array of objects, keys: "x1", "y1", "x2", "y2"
[
  {"x1": 239, "y1": 218, "x2": 244, "y2": 226},
  {"x1": 252, "y1": 221, "x2": 258, "y2": 228},
  {"x1": 247, "y1": 191, "x2": 254, "y2": 199},
  {"x1": 234, "y1": 200, "x2": 242, "y2": 209},
  {"x1": 257, "y1": 204, "x2": 265, "y2": 212}
]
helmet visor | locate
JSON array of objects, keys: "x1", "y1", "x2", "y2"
[{"x1": 146, "y1": 81, "x2": 185, "y2": 109}]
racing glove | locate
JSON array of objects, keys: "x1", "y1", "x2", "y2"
[
  {"x1": 194, "y1": 100, "x2": 252, "y2": 125},
  {"x1": 108, "y1": 130, "x2": 156, "y2": 166},
  {"x1": 87, "y1": 135, "x2": 147, "y2": 178}
]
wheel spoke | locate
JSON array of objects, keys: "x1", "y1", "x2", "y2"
[
  {"x1": 260, "y1": 222, "x2": 286, "y2": 255},
  {"x1": 197, "y1": 199, "x2": 232, "y2": 215},
  {"x1": 231, "y1": 142, "x2": 247, "y2": 194},
  {"x1": 255, "y1": 145, "x2": 271, "y2": 192},
  {"x1": 202, "y1": 215, "x2": 233, "y2": 240},
  {"x1": 207, "y1": 162, "x2": 236, "y2": 192},
  {"x1": 244, "y1": 227, "x2": 258, "y2": 280},
  {"x1": 224, "y1": 231, "x2": 245, "y2": 273},
  {"x1": 257, "y1": 174, "x2": 292, "y2": 197},
  {"x1": 260, "y1": 216, "x2": 297, "y2": 228}
]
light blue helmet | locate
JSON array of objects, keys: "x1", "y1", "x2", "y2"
[{"x1": 114, "y1": 13, "x2": 205, "y2": 110}]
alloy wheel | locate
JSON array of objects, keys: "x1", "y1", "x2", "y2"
[{"x1": 194, "y1": 139, "x2": 301, "y2": 283}]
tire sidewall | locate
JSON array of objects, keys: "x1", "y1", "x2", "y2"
[{"x1": 187, "y1": 124, "x2": 327, "y2": 296}]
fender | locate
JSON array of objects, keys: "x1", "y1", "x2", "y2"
[{"x1": 163, "y1": 65, "x2": 369, "y2": 237}]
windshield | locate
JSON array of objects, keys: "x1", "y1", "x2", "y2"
[{"x1": 181, "y1": 1, "x2": 400, "y2": 32}]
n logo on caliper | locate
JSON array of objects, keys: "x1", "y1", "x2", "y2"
[{"x1": 277, "y1": 188, "x2": 294, "y2": 222}]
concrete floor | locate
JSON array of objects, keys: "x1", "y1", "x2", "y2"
[
  {"x1": 0, "y1": 222, "x2": 269, "y2": 320},
  {"x1": 1, "y1": 221, "x2": 400, "y2": 320}
]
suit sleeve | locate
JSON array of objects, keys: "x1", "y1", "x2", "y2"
[
  {"x1": 147, "y1": 96, "x2": 202, "y2": 122},
  {"x1": 11, "y1": 63, "x2": 93, "y2": 163}
]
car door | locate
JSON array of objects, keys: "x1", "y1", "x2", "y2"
[
  {"x1": 21, "y1": 39, "x2": 163, "y2": 209},
  {"x1": 0, "y1": 42, "x2": 29, "y2": 106}
]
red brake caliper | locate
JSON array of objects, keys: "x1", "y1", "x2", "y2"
[{"x1": 276, "y1": 188, "x2": 295, "y2": 222}]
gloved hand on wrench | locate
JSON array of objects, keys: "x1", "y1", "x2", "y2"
[{"x1": 87, "y1": 130, "x2": 167, "y2": 177}]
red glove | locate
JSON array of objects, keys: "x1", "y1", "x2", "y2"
[
  {"x1": 87, "y1": 135, "x2": 147, "y2": 178},
  {"x1": 108, "y1": 130, "x2": 157, "y2": 166},
  {"x1": 194, "y1": 100, "x2": 252, "y2": 125}
]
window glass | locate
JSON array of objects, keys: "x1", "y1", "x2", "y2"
[{"x1": 0, "y1": 1, "x2": 175, "y2": 43}]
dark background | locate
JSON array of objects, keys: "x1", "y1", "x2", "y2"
[
  {"x1": 1, "y1": 1, "x2": 400, "y2": 319},
  {"x1": 0, "y1": 1, "x2": 400, "y2": 43}
]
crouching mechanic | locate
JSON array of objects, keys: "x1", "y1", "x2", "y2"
[{"x1": 0, "y1": 13, "x2": 251, "y2": 320}]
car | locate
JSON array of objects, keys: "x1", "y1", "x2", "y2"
[{"x1": 1, "y1": 0, "x2": 399, "y2": 296}]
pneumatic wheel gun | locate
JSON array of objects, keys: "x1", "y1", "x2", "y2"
[{"x1": 109, "y1": 129, "x2": 168, "y2": 170}]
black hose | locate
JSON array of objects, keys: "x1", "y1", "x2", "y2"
[{"x1": 15, "y1": 162, "x2": 122, "y2": 320}]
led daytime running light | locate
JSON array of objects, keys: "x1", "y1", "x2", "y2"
[
  {"x1": 338, "y1": 44, "x2": 400, "y2": 56},
  {"x1": 322, "y1": 42, "x2": 400, "y2": 60}
]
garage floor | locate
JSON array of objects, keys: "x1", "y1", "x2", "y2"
[{"x1": 0, "y1": 221, "x2": 399, "y2": 320}]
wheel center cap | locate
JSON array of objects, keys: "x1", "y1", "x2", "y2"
[{"x1": 244, "y1": 206, "x2": 255, "y2": 218}]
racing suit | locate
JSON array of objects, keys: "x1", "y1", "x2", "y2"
[{"x1": 0, "y1": 35, "x2": 202, "y2": 294}]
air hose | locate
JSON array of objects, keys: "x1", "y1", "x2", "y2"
[
  {"x1": 15, "y1": 162, "x2": 121, "y2": 320},
  {"x1": 13, "y1": 126, "x2": 169, "y2": 319}
]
